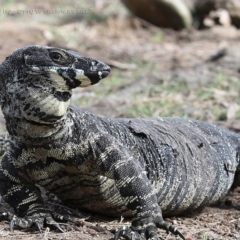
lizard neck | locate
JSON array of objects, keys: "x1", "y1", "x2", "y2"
[
  {"x1": 1, "y1": 72, "x2": 73, "y2": 145},
  {"x1": 4, "y1": 112, "x2": 73, "y2": 146}
]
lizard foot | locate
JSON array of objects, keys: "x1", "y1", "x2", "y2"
[
  {"x1": 115, "y1": 226, "x2": 145, "y2": 240},
  {"x1": 0, "y1": 211, "x2": 77, "y2": 232},
  {"x1": 114, "y1": 218, "x2": 185, "y2": 240},
  {"x1": 115, "y1": 225, "x2": 161, "y2": 240}
]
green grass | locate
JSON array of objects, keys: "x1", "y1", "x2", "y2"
[
  {"x1": 121, "y1": 69, "x2": 240, "y2": 121},
  {"x1": 71, "y1": 68, "x2": 129, "y2": 107},
  {"x1": 201, "y1": 233, "x2": 210, "y2": 240},
  {"x1": 72, "y1": 67, "x2": 240, "y2": 123},
  {"x1": 151, "y1": 30, "x2": 164, "y2": 43}
]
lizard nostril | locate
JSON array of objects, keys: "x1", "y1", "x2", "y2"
[{"x1": 102, "y1": 65, "x2": 111, "y2": 74}]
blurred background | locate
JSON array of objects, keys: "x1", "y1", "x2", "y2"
[{"x1": 0, "y1": 1, "x2": 240, "y2": 238}]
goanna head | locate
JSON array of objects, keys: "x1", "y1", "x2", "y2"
[{"x1": 0, "y1": 45, "x2": 111, "y2": 123}]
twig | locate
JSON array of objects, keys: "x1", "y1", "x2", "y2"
[
  {"x1": 105, "y1": 59, "x2": 136, "y2": 70},
  {"x1": 206, "y1": 48, "x2": 227, "y2": 62}
]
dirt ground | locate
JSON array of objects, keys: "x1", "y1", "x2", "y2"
[{"x1": 0, "y1": 1, "x2": 240, "y2": 239}]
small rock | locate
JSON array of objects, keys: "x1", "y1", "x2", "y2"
[{"x1": 121, "y1": 0, "x2": 192, "y2": 30}]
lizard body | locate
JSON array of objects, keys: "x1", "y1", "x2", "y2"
[{"x1": 0, "y1": 45, "x2": 239, "y2": 240}]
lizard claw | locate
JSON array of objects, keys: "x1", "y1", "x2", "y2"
[
  {"x1": 115, "y1": 216, "x2": 184, "y2": 240},
  {"x1": 3, "y1": 213, "x2": 34, "y2": 232},
  {"x1": 52, "y1": 222, "x2": 64, "y2": 233},
  {"x1": 156, "y1": 221, "x2": 185, "y2": 240},
  {"x1": 8, "y1": 215, "x2": 41, "y2": 232},
  {"x1": 10, "y1": 218, "x2": 15, "y2": 232},
  {"x1": 45, "y1": 214, "x2": 65, "y2": 232},
  {"x1": 0, "y1": 211, "x2": 66, "y2": 233},
  {"x1": 115, "y1": 226, "x2": 143, "y2": 240},
  {"x1": 0, "y1": 211, "x2": 79, "y2": 233},
  {"x1": 131, "y1": 231, "x2": 137, "y2": 240},
  {"x1": 8, "y1": 214, "x2": 43, "y2": 232},
  {"x1": 34, "y1": 221, "x2": 43, "y2": 233}
]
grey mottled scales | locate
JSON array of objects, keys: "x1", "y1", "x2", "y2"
[
  {"x1": 20, "y1": 107, "x2": 237, "y2": 217},
  {"x1": 0, "y1": 45, "x2": 239, "y2": 240},
  {"x1": 0, "y1": 134, "x2": 8, "y2": 156}
]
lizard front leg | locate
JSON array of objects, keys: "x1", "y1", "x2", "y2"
[
  {"x1": 89, "y1": 135, "x2": 185, "y2": 240},
  {"x1": 0, "y1": 154, "x2": 64, "y2": 232}
]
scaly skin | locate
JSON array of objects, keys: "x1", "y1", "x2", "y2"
[{"x1": 0, "y1": 45, "x2": 239, "y2": 240}]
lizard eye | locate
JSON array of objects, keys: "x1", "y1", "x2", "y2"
[{"x1": 49, "y1": 51, "x2": 64, "y2": 62}]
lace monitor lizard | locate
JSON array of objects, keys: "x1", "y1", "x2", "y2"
[{"x1": 0, "y1": 45, "x2": 240, "y2": 240}]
